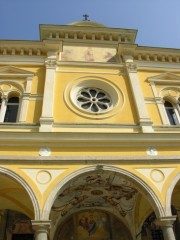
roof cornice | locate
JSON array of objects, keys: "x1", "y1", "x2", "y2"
[{"x1": 39, "y1": 24, "x2": 137, "y2": 44}]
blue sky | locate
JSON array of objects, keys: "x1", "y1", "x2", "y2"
[{"x1": 1, "y1": 0, "x2": 180, "y2": 49}]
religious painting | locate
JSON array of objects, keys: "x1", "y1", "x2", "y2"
[
  {"x1": 60, "y1": 46, "x2": 118, "y2": 63},
  {"x1": 77, "y1": 211, "x2": 110, "y2": 240}
]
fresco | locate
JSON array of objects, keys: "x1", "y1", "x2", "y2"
[
  {"x1": 60, "y1": 46, "x2": 118, "y2": 63},
  {"x1": 51, "y1": 171, "x2": 138, "y2": 226},
  {"x1": 77, "y1": 211, "x2": 110, "y2": 240},
  {"x1": 56, "y1": 210, "x2": 132, "y2": 240}
]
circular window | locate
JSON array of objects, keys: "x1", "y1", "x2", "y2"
[
  {"x1": 65, "y1": 78, "x2": 124, "y2": 119},
  {"x1": 77, "y1": 87, "x2": 112, "y2": 113}
]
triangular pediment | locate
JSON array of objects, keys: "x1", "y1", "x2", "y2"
[
  {"x1": 148, "y1": 72, "x2": 180, "y2": 81},
  {"x1": 0, "y1": 66, "x2": 34, "y2": 77}
]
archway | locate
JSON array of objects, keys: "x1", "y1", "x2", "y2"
[
  {"x1": 0, "y1": 167, "x2": 40, "y2": 220},
  {"x1": 43, "y1": 165, "x2": 165, "y2": 239}
]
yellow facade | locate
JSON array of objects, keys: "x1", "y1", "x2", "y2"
[{"x1": 0, "y1": 20, "x2": 180, "y2": 240}]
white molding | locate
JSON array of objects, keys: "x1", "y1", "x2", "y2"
[{"x1": 0, "y1": 155, "x2": 179, "y2": 163}]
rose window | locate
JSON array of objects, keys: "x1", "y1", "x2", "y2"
[{"x1": 77, "y1": 88, "x2": 112, "y2": 113}]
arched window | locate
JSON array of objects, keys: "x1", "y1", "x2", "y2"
[
  {"x1": 4, "y1": 97, "x2": 19, "y2": 123},
  {"x1": 164, "y1": 100, "x2": 179, "y2": 125}
]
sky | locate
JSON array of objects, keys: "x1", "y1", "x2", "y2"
[{"x1": 1, "y1": 0, "x2": 180, "y2": 49}]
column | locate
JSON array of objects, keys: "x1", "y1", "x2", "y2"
[
  {"x1": 158, "y1": 216, "x2": 176, "y2": 240},
  {"x1": 0, "y1": 96, "x2": 7, "y2": 122},
  {"x1": 18, "y1": 94, "x2": 29, "y2": 122},
  {"x1": 32, "y1": 220, "x2": 51, "y2": 240},
  {"x1": 39, "y1": 51, "x2": 57, "y2": 132},
  {"x1": 124, "y1": 55, "x2": 153, "y2": 132},
  {"x1": 18, "y1": 76, "x2": 33, "y2": 122}
]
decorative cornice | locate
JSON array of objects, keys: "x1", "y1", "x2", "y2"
[
  {"x1": 0, "y1": 41, "x2": 46, "y2": 58},
  {"x1": 40, "y1": 24, "x2": 137, "y2": 44},
  {"x1": 134, "y1": 46, "x2": 180, "y2": 64}
]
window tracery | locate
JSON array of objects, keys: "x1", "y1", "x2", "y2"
[{"x1": 77, "y1": 87, "x2": 112, "y2": 113}]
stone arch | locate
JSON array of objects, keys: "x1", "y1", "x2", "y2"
[
  {"x1": 166, "y1": 172, "x2": 180, "y2": 215},
  {"x1": 42, "y1": 165, "x2": 165, "y2": 220},
  {"x1": 0, "y1": 167, "x2": 40, "y2": 220}
]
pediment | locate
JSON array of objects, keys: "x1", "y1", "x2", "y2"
[
  {"x1": 148, "y1": 72, "x2": 180, "y2": 82},
  {"x1": 0, "y1": 66, "x2": 34, "y2": 78}
]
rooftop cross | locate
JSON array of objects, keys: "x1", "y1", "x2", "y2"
[{"x1": 83, "y1": 14, "x2": 90, "y2": 21}]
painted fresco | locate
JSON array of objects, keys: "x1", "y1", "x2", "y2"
[
  {"x1": 77, "y1": 211, "x2": 110, "y2": 240},
  {"x1": 56, "y1": 210, "x2": 132, "y2": 240},
  {"x1": 52, "y1": 171, "x2": 137, "y2": 225},
  {"x1": 60, "y1": 46, "x2": 118, "y2": 63}
]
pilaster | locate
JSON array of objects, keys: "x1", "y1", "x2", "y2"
[
  {"x1": 124, "y1": 55, "x2": 153, "y2": 132},
  {"x1": 19, "y1": 76, "x2": 33, "y2": 122},
  {"x1": 32, "y1": 220, "x2": 51, "y2": 240},
  {"x1": 155, "y1": 97, "x2": 170, "y2": 125},
  {"x1": 39, "y1": 51, "x2": 57, "y2": 132}
]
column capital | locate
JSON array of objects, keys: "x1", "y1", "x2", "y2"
[
  {"x1": 45, "y1": 59, "x2": 57, "y2": 68},
  {"x1": 31, "y1": 220, "x2": 51, "y2": 231},
  {"x1": 125, "y1": 62, "x2": 137, "y2": 72},
  {"x1": 158, "y1": 216, "x2": 177, "y2": 227}
]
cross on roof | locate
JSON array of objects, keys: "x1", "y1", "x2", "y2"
[{"x1": 83, "y1": 14, "x2": 90, "y2": 21}]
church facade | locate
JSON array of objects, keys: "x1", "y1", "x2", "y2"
[{"x1": 0, "y1": 20, "x2": 180, "y2": 240}]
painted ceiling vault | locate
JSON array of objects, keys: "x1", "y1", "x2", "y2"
[{"x1": 51, "y1": 171, "x2": 138, "y2": 225}]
